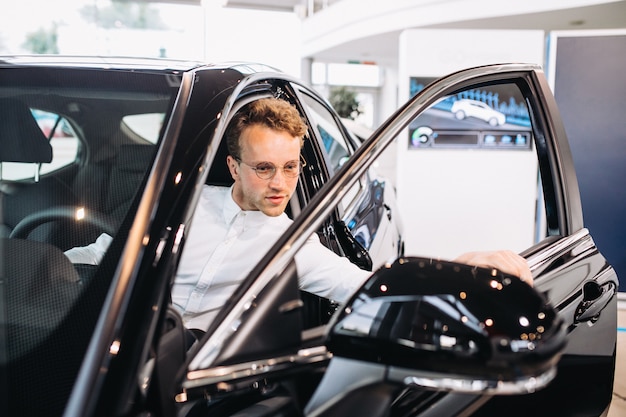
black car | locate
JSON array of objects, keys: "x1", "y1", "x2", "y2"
[{"x1": 0, "y1": 57, "x2": 617, "y2": 417}]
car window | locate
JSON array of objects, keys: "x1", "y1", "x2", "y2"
[
  {"x1": 296, "y1": 91, "x2": 402, "y2": 271},
  {"x1": 398, "y1": 82, "x2": 550, "y2": 259},
  {"x1": 0, "y1": 66, "x2": 180, "y2": 416},
  {"x1": 299, "y1": 93, "x2": 362, "y2": 211},
  {"x1": 122, "y1": 113, "x2": 165, "y2": 144},
  {"x1": 1, "y1": 109, "x2": 79, "y2": 181}
]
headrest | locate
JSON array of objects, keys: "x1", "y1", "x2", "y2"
[
  {"x1": 0, "y1": 98, "x2": 53, "y2": 163},
  {"x1": 205, "y1": 140, "x2": 234, "y2": 187}
]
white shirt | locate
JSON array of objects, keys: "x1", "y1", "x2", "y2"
[{"x1": 66, "y1": 185, "x2": 370, "y2": 330}]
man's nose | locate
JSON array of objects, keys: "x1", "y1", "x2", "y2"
[{"x1": 269, "y1": 167, "x2": 287, "y2": 186}]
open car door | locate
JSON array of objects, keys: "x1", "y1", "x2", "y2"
[
  {"x1": 177, "y1": 64, "x2": 617, "y2": 417},
  {"x1": 370, "y1": 63, "x2": 618, "y2": 416}
]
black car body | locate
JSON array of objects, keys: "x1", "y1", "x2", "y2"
[{"x1": 0, "y1": 57, "x2": 617, "y2": 417}]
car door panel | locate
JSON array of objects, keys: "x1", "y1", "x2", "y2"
[
  {"x1": 178, "y1": 64, "x2": 616, "y2": 417},
  {"x1": 316, "y1": 64, "x2": 617, "y2": 415},
  {"x1": 468, "y1": 228, "x2": 617, "y2": 416},
  {"x1": 344, "y1": 175, "x2": 400, "y2": 270}
]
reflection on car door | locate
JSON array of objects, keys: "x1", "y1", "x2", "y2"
[
  {"x1": 298, "y1": 90, "x2": 401, "y2": 270},
  {"x1": 385, "y1": 64, "x2": 617, "y2": 416}
]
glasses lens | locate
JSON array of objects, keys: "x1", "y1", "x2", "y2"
[
  {"x1": 246, "y1": 160, "x2": 303, "y2": 180},
  {"x1": 254, "y1": 163, "x2": 276, "y2": 179},
  {"x1": 283, "y1": 161, "x2": 301, "y2": 178}
]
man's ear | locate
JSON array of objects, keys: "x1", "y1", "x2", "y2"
[{"x1": 226, "y1": 155, "x2": 239, "y2": 180}]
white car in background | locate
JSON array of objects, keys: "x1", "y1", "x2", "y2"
[{"x1": 451, "y1": 98, "x2": 506, "y2": 126}]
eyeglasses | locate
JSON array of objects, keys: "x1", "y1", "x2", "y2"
[{"x1": 236, "y1": 156, "x2": 306, "y2": 180}]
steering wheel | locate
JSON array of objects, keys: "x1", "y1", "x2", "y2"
[{"x1": 9, "y1": 206, "x2": 118, "y2": 239}]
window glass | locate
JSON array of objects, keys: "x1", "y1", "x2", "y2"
[
  {"x1": 0, "y1": 67, "x2": 180, "y2": 416},
  {"x1": 300, "y1": 94, "x2": 361, "y2": 208},
  {"x1": 1, "y1": 109, "x2": 79, "y2": 181},
  {"x1": 122, "y1": 113, "x2": 165, "y2": 144},
  {"x1": 1, "y1": 110, "x2": 165, "y2": 182},
  {"x1": 397, "y1": 82, "x2": 549, "y2": 259}
]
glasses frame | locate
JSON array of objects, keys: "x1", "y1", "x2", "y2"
[{"x1": 235, "y1": 155, "x2": 307, "y2": 180}]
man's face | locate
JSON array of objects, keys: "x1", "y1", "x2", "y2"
[{"x1": 227, "y1": 124, "x2": 301, "y2": 217}]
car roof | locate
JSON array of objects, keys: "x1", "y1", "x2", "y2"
[{"x1": 0, "y1": 55, "x2": 283, "y2": 76}]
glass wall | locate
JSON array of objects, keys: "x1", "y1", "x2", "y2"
[{"x1": 0, "y1": 1, "x2": 205, "y2": 59}]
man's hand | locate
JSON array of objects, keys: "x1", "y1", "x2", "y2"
[{"x1": 453, "y1": 250, "x2": 533, "y2": 286}]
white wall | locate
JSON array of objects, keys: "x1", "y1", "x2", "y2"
[
  {"x1": 203, "y1": 6, "x2": 302, "y2": 77},
  {"x1": 301, "y1": 0, "x2": 616, "y2": 61},
  {"x1": 395, "y1": 29, "x2": 546, "y2": 259}
]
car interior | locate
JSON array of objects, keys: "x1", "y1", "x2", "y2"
[
  {"x1": 0, "y1": 75, "x2": 387, "y2": 415},
  {"x1": 0, "y1": 75, "x2": 175, "y2": 415}
]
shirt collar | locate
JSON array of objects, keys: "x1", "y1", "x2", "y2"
[
  {"x1": 221, "y1": 185, "x2": 289, "y2": 226},
  {"x1": 222, "y1": 185, "x2": 241, "y2": 225}
]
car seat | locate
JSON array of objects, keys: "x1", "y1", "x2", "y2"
[
  {"x1": 205, "y1": 138, "x2": 234, "y2": 187},
  {"x1": 0, "y1": 98, "x2": 75, "y2": 239},
  {"x1": 65, "y1": 143, "x2": 156, "y2": 249}
]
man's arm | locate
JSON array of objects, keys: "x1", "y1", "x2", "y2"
[
  {"x1": 64, "y1": 233, "x2": 112, "y2": 265},
  {"x1": 453, "y1": 250, "x2": 533, "y2": 286}
]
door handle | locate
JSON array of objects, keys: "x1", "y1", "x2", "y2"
[{"x1": 574, "y1": 281, "x2": 616, "y2": 324}]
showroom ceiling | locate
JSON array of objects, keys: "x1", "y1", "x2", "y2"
[
  {"x1": 307, "y1": 1, "x2": 626, "y2": 64},
  {"x1": 140, "y1": 0, "x2": 626, "y2": 65}
]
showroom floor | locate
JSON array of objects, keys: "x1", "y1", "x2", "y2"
[{"x1": 607, "y1": 302, "x2": 626, "y2": 416}]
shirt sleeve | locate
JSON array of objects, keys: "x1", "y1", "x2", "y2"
[
  {"x1": 64, "y1": 233, "x2": 113, "y2": 265},
  {"x1": 295, "y1": 233, "x2": 371, "y2": 303}
]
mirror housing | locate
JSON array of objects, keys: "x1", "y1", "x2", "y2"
[{"x1": 325, "y1": 257, "x2": 566, "y2": 394}]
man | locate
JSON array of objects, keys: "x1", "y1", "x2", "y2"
[
  {"x1": 171, "y1": 98, "x2": 374, "y2": 329},
  {"x1": 66, "y1": 97, "x2": 532, "y2": 330}
]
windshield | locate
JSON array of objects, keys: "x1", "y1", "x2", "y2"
[{"x1": 0, "y1": 65, "x2": 181, "y2": 416}]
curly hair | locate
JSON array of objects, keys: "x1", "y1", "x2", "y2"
[{"x1": 226, "y1": 97, "x2": 308, "y2": 159}]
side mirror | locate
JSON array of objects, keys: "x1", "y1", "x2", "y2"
[{"x1": 325, "y1": 257, "x2": 566, "y2": 394}]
